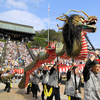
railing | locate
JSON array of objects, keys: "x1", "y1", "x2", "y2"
[
  {"x1": 25, "y1": 44, "x2": 36, "y2": 61},
  {"x1": 0, "y1": 41, "x2": 7, "y2": 67}
]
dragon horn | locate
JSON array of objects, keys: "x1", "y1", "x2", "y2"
[
  {"x1": 65, "y1": 10, "x2": 90, "y2": 18},
  {"x1": 56, "y1": 9, "x2": 90, "y2": 19}
]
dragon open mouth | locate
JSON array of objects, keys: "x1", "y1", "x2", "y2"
[{"x1": 82, "y1": 18, "x2": 97, "y2": 32}]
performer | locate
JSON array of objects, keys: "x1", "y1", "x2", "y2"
[
  {"x1": 83, "y1": 50, "x2": 100, "y2": 100},
  {"x1": 31, "y1": 69, "x2": 42, "y2": 98},
  {"x1": 3, "y1": 70, "x2": 12, "y2": 93},
  {"x1": 64, "y1": 63, "x2": 81, "y2": 100},
  {"x1": 41, "y1": 65, "x2": 51, "y2": 100},
  {"x1": 46, "y1": 62, "x2": 61, "y2": 100}
]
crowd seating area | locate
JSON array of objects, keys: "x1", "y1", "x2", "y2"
[
  {"x1": 4, "y1": 41, "x2": 18, "y2": 70},
  {"x1": 4, "y1": 41, "x2": 33, "y2": 69},
  {"x1": 18, "y1": 42, "x2": 33, "y2": 67},
  {"x1": 0, "y1": 41, "x2": 33, "y2": 78}
]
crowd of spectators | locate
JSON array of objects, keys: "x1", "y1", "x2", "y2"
[
  {"x1": 4, "y1": 41, "x2": 18, "y2": 70},
  {"x1": 18, "y1": 42, "x2": 33, "y2": 67},
  {"x1": 4, "y1": 41, "x2": 33, "y2": 69},
  {"x1": 1, "y1": 41, "x2": 33, "y2": 79}
]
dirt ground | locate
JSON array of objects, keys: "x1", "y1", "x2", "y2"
[{"x1": 0, "y1": 80, "x2": 84, "y2": 100}]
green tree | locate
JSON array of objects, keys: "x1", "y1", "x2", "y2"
[
  {"x1": 32, "y1": 37, "x2": 47, "y2": 47},
  {"x1": 35, "y1": 29, "x2": 47, "y2": 38},
  {"x1": 31, "y1": 29, "x2": 63, "y2": 47},
  {"x1": 35, "y1": 29, "x2": 63, "y2": 42},
  {"x1": 48, "y1": 29, "x2": 63, "y2": 42}
]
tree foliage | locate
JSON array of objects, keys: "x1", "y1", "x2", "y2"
[
  {"x1": 32, "y1": 29, "x2": 63, "y2": 47},
  {"x1": 32, "y1": 37, "x2": 47, "y2": 47}
]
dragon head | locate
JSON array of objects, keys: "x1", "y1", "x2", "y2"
[
  {"x1": 56, "y1": 10, "x2": 97, "y2": 58},
  {"x1": 72, "y1": 15, "x2": 97, "y2": 33}
]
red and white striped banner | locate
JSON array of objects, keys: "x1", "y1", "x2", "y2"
[
  {"x1": 59, "y1": 64, "x2": 85, "y2": 72},
  {"x1": 13, "y1": 69, "x2": 24, "y2": 74}
]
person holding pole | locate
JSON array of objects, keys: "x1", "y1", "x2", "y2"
[
  {"x1": 46, "y1": 62, "x2": 61, "y2": 100},
  {"x1": 31, "y1": 69, "x2": 42, "y2": 98},
  {"x1": 41, "y1": 65, "x2": 51, "y2": 100},
  {"x1": 83, "y1": 50, "x2": 100, "y2": 100},
  {"x1": 64, "y1": 62, "x2": 82, "y2": 100}
]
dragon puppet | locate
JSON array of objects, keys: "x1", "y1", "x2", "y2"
[{"x1": 18, "y1": 10, "x2": 97, "y2": 89}]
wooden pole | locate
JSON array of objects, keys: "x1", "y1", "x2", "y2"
[
  {"x1": 72, "y1": 58, "x2": 78, "y2": 90},
  {"x1": 57, "y1": 56, "x2": 59, "y2": 84},
  {"x1": 85, "y1": 34, "x2": 100, "y2": 59}
]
